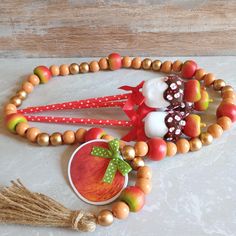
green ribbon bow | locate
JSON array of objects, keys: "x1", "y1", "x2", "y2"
[{"x1": 91, "y1": 139, "x2": 132, "y2": 184}]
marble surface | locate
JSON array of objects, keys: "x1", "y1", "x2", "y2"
[{"x1": 0, "y1": 57, "x2": 236, "y2": 236}]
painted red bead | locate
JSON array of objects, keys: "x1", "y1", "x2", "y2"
[
  {"x1": 217, "y1": 103, "x2": 236, "y2": 122},
  {"x1": 108, "y1": 53, "x2": 122, "y2": 70},
  {"x1": 84, "y1": 127, "x2": 106, "y2": 142},
  {"x1": 181, "y1": 60, "x2": 197, "y2": 79},
  {"x1": 147, "y1": 138, "x2": 167, "y2": 161}
]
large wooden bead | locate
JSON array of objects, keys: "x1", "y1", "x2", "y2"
[
  {"x1": 131, "y1": 57, "x2": 142, "y2": 69},
  {"x1": 4, "y1": 104, "x2": 17, "y2": 115},
  {"x1": 62, "y1": 130, "x2": 75, "y2": 144},
  {"x1": 176, "y1": 139, "x2": 190, "y2": 154},
  {"x1": 135, "y1": 178, "x2": 152, "y2": 194},
  {"x1": 34, "y1": 66, "x2": 52, "y2": 84},
  {"x1": 5, "y1": 113, "x2": 27, "y2": 133},
  {"x1": 50, "y1": 132, "x2": 63, "y2": 146},
  {"x1": 207, "y1": 124, "x2": 223, "y2": 138},
  {"x1": 204, "y1": 73, "x2": 215, "y2": 86},
  {"x1": 26, "y1": 127, "x2": 41, "y2": 143},
  {"x1": 27, "y1": 74, "x2": 40, "y2": 85},
  {"x1": 22, "y1": 81, "x2": 34, "y2": 94},
  {"x1": 147, "y1": 138, "x2": 167, "y2": 161},
  {"x1": 75, "y1": 128, "x2": 87, "y2": 143},
  {"x1": 49, "y1": 65, "x2": 60, "y2": 76},
  {"x1": 10, "y1": 96, "x2": 22, "y2": 107},
  {"x1": 217, "y1": 116, "x2": 232, "y2": 130},
  {"x1": 199, "y1": 132, "x2": 213, "y2": 145},
  {"x1": 213, "y1": 79, "x2": 226, "y2": 91},
  {"x1": 222, "y1": 90, "x2": 235, "y2": 100},
  {"x1": 152, "y1": 60, "x2": 162, "y2": 71},
  {"x1": 189, "y1": 138, "x2": 202, "y2": 151},
  {"x1": 122, "y1": 56, "x2": 132, "y2": 68},
  {"x1": 112, "y1": 201, "x2": 129, "y2": 220},
  {"x1": 97, "y1": 210, "x2": 113, "y2": 226},
  {"x1": 160, "y1": 61, "x2": 172, "y2": 73},
  {"x1": 122, "y1": 145, "x2": 135, "y2": 161},
  {"x1": 89, "y1": 61, "x2": 100, "y2": 72},
  {"x1": 137, "y1": 166, "x2": 152, "y2": 179},
  {"x1": 16, "y1": 90, "x2": 27, "y2": 100},
  {"x1": 166, "y1": 142, "x2": 177, "y2": 157},
  {"x1": 134, "y1": 141, "x2": 148, "y2": 157},
  {"x1": 222, "y1": 85, "x2": 234, "y2": 94},
  {"x1": 37, "y1": 133, "x2": 50, "y2": 146},
  {"x1": 108, "y1": 53, "x2": 122, "y2": 70},
  {"x1": 69, "y1": 63, "x2": 79, "y2": 74},
  {"x1": 172, "y1": 60, "x2": 182, "y2": 72},
  {"x1": 16, "y1": 122, "x2": 29, "y2": 136},
  {"x1": 99, "y1": 58, "x2": 108, "y2": 70},
  {"x1": 59, "y1": 64, "x2": 70, "y2": 76},
  {"x1": 79, "y1": 62, "x2": 89, "y2": 73},
  {"x1": 142, "y1": 58, "x2": 152, "y2": 70},
  {"x1": 130, "y1": 157, "x2": 144, "y2": 170},
  {"x1": 195, "y1": 68, "x2": 206, "y2": 81}
]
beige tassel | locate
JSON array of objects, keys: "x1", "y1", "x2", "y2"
[{"x1": 0, "y1": 179, "x2": 97, "y2": 232}]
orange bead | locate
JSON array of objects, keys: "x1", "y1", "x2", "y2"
[
  {"x1": 50, "y1": 65, "x2": 60, "y2": 76},
  {"x1": 135, "y1": 178, "x2": 152, "y2": 194},
  {"x1": 131, "y1": 57, "x2": 142, "y2": 69},
  {"x1": 213, "y1": 79, "x2": 226, "y2": 91},
  {"x1": 60, "y1": 64, "x2": 70, "y2": 76},
  {"x1": 27, "y1": 74, "x2": 40, "y2": 85},
  {"x1": 102, "y1": 134, "x2": 114, "y2": 141},
  {"x1": 137, "y1": 166, "x2": 152, "y2": 179},
  {"x1": 22, "y1": 81, "x2": 34, "y2": 94},
  {"x1": 26, "y1": 127, "x2": 41, "y2": 143},
  {"x1": 217, "y1": 116, "x2": 232, "y2": 131},
  {"x1": 207, "y1": 124, "x2": 223, "y2": 138},
  {"x1": 195, "y1": 68, "x2": 206, "y2": 81},
  {"x1": 89, "y1": 61, "x2": 100, "y2": 72},
  {"x1": 122, "y1": 56, "x2": 132, "y2": 68},
  {"x1": 16, "y1": 122, "x2": 29, "y2": 136},
  {"x1": 99, "y1": 58, "x2": 108, "y2": 70},
  {"x1": 134, "y1": 141, "x2": 148, "y2": 157},
  {"x1": 204, "y1": 73, "x2": 215, "y2": 86},
  {"x1": 75, "y1": 128, "x2": 87, "y2": 143},
  {"x1": 63, "y1": 130, "x2": 75, "y2": 144},
  {"x1": 4, "y1": 104, "x2": 17, "y2": 115},
  {"x1": 222, "y1": 85, "x2": 234, "y2": 94},
  {"x1": 166, "y1": 142, "x2": 177, "y2": 157},
  {"x1": 112, "y1": 201, "x2": 129, "y2": 220},
  {"x1": 160, "y1": 61, "x2": 172, "y2": 73},
  {"x1": 222, "y1": 90, "x2": 235, "y2": 100},
  {"x1": 176, "y1": 139, "x2": 190, "y2": 154},
  {"x1": 172, "y1": 60, "x2": 183, "y2": 72}
]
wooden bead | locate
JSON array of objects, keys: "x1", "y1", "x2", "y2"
[
  {"x1": 99, "y1": 58, "x2": 108, "y2": 70},
  {"x1": 137, "y1": 166, "x2": 152, "y2": 179},
  {"x1": 135, "y1": 178, "x2": 152, "y2": 194},
  {"x1": 10, "y1": 96, "x2": 22, "y2": 107},
  {"x1": 27, "y1": 74, "x2": 40, "y2": 85},
  {"x1": 119, "y1": 140, "x2": 126, "y2": 150},
  {"x1": 207, "y1": 124, "x2": 223, "y2": 138},
  {"x1": 50, "y1": 132, "x2": 63, "y2": 146},
  {"x1": 195, "y1": 68, "x2": 206, "y2": 80},
  {"x1": 221, "y1": 98, "x2": 235, "y2": 105},
  {"x1": 49, "y1": 65, "x2": 60, "y2": 76},
  {"x1": 16, "y1": 90, "x2": 27, "y2": 100},
  {"x1": 59, "y1": 64, "x2": 70, "y2": 76},
  {"x1": 130, "y1": 157, "x2": 144, "y2": 170},
  {"x1": 4, "y1": 104, "x2": 17, "y2": 115},
  {"x1": 189, "y1": 138, "x2": 202, "y2": 151},
  {"x1": 63, "y1": 130, "x2": 75, "y2": 144},
  {"x1": 102, "y1": 134, "x2": 114, "y2": 141},
  {"x1": 204, "y1": 73, "x2": 215, "y2": 86},
  {"x1": 112, "y1": 201, "x2": 129, "y2": 220},
  {"x1": 134, "y1": 141, "x2": 148, "y2": 157},
  {"x1": 222, "y1": 90, "x2": 235, "y2": 100},
  {"x1": 37, "y1": 133, "x2": 50, "y2": 146},
  {"x1": 172, "y1": 60, "x2": 183, "y2": 72},
  {"x1": 75, "y1": 128, "x2": 87, "y2": 143},
  {"x1": 79, "y1": 62, "x2": 89, "y2": 73},
  {"x1": 89, "y1": 61, "x2": 100, "y2": 72},
  {"x1": 176, "y1": 139, "x2": 190, "y2": 154},
  {"x1": 141, "y1": 58, "x2": 152, "y2": 70},
  {"x1": 222, "y1": 85, "x2": 234, "y2": 94},
  {"x1": 217, "y1": 116, "x2": 232, "y2": 130},
  {"x1": 26, "y1": 127, "x2": 41, "y2": 143},
  {"x1": 160, "y1": 61, "x2": 172, "y2": 73},
  {"x1": 131, "y1": 57, "x2": 142, "y2": 69},
  {"x1": 151, "y1": 60, "x2": 162, "y2": 71},
  {"x1": 97, "y1": 210, "x2": 113, "y2": 226},
  {"x1": 69, "y1": 63, "x2": 79, "y2": 74},
  {"x1": 16, "y1": 122, "x2": 29, "y2": 136},
  {"x1": 122, "y1": 145, "x2": 135, "y2": 161},
  {"x1": 122, "y1": 56, "x2": 132, "y2": 68},
  {"x1": 213, "y1": 79, "x2": 226, "y2": 91},
  {"x1": 22, "y1": 81, "x2": 34, "y2": 94},
  {"x1": 200, "y1": 132, "x2": 213, "y2": 145},
  {"x1": 166, "y1": 142, "x2": 177, "y2": 157}
]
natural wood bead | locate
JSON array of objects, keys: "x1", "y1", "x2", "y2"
[
  {"x1": 160, "y1": 61, "x2": 172, "y2": 73},
  {"x1": 22, "y1": 81, "x2": 34, "y2": 93},
  {"x1": 97, "y1": 210, "x2": 113, "y2": 226},
  {"x1": 222, "y1": 90, "x2": 235, "y2": 100},
  {"x1": 134, "y1": 141, "x2": 148, "y2": 157},
  {"x1": 166, "y1": 142, "x2": 177, "y2": 157},
  {"x1": 122, "y1": 56, "x2": 132, "y2": 68},
  {"x1": 122, "y1": 145, "x2": 135, "y2": 161},
  {"x1": 130, "y1": 157, "x2": 144, "y2": 170},
  {"x1": 50, "y1": 65, "x2": 60, "y2": 76},
  {"x1": 59, "y1": 64, "x2": 70, "y2": 76},
  {"x1": 75, "y1": 128, "x2": 87, "y2": 143},
  {"x1": 16, "y1": 90, "x2": 27, "y2": 100},
  {"x1": 26, "y1": 127, "x2": 41, "y2": 143},
  {"x1": 207, "y1": 124, "x2": 223, "y2": 138},
  {"x1": 213, "y1": 79, "x2": 226, "y2": 91},
  {"x1": 112, "y1": 201, "x2": 129, "y2": 220},
  {"x1": 79, "y1": 62, "x2": 89, "y2": 73},
  {"x1": 27, "y1": 74, "x2": 40, "y2": 85},
  {"x1": 16, "y1": 122, "x2": 29, "y2": 136},
  {"x1": 63, "y1": 130, "x2": 75, "y2": 144},
  {"x1": 152, "y1": 60, "x2": 162, "y2": 71},
  {"x1": 189, "y1": 138, "x2": 202, "y2": 151},
  {"x1": 50, "y1": 132, "x2": 63, "y2": 146},
  {"x1": 89, "y1": 61, "x2": 100, "y2": 72},
  {"x1": 176, "y1": 139, "x2": 190, "y2": 154},
  {"x1": 222, "y1": 85, "x2": 234, "y2": 94},
  {"x1": 10, "y1": 96, "x2": 22, "y2": 107},
  {"x1": 141, "y1": 58, "x2": 152, "y2": 70},
  {"x1": 195, "y1": 68, "x2": 206, "y2": 80},
  {"x1": 131, "y1": 57, "x2": 142, "y2": 69},
  {"x1": 119, "y1": 140, "x2": 126, "y2": 150},
  {"x1": 5, "y1": 104, "x2": 17, "y2": 115},
  {"x1": 137, "y1": 166, "x2": 152, "y2": 179},
  {"x1": 172, "y1": 60, "x2": 183, "y2": 72},
  {"x1": 204, "y1": 73, "x2": 215, "y2": 86},
  {"x1": 99, "y1": 58, "x2": 108, "y2": 70},
  {"x1": 69, "y1": 63, "x2": 79, "y2": 74},
  {"x1": 135, "y1": 178, "x2": 152, "y2": 194},
  {"x1": 200, "y1": 132, "x2": 213, "y2": 145},
  {"x1": 102, "y1": 134, "x2": 114, "y2": 141},
  {"x1": 217, "y1": 116, "x2": 232, "y2": 130},
  {"x1": 37, "y1": 133, "x2": 50, "y2": 146}
]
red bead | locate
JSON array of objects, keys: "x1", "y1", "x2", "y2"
[
  {"x1": 217, "y1": 103, "x2": 236, "y2": 122},
  {"x1": 108, "y1": 53, "x2": 122, "y2": 70},
  {"x1": 84, "y1": 127, "x2": 106, "y2": 142},
  {"x1": 147, "y1": 138, "x2": 167, "y2": 161},
  {"x1": 181, "y1": 60, "x2": 197, "y2": 79}
]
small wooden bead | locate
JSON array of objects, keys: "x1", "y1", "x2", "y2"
[
  {"x1": 16, "y1": 90, "x2": 27, "y2": 100},
  {"x1": 63, "y1": 130, "x2": 75, "y2": 144},
  {"x1": 97, "y1": 210, "x2": 113, "y2": 226},
  {"x1": 160, "y1": 61, "x2": 172, "y2": 73},
  {"x1": 176, "y1": 139, "x2": 190, "y2": 154},
  {"x1": 166, "y1": 142, "x2": 177, "y2": 157},
  {"x1": 221, "y1": 85, "x2": 234, "y2": 94},
  {"x1": 130, "y1": 157, "x2": 144, "y2": 170},
  {"x1": 69, "y1": 63, "x2": 79, "y2": 74},
  {"x1": 172, "y1": 60, "x2": 183, "y2": 72},
  {"x1": 221, "y1": 98, "x2": 235, "y2": 104},
  {"x1": 134, "y1": 141, "x2": 148, "y2": 157},
  {"x1": 59, "y1": 64, "x2": 70, "y2": 76},
  {"x1": 131, "y1": 57, "x2": 142, "y2": 69},
  {"x1": 37, "y1": 133, "x2": 50, "y2": 146},
  {"x1": 217, "y1": 116, "x2": 232, "y2": 130},
  {"x1": 49, "y1": 65, "x2": 60, "y2": 76},
  {"x1": 207, "y1": 124, "x2": 223, "y2": 138},
  {"x1": 22, "y1": 81, "x2": 34, "y2": 94},
  {"x1": 16, "y1": 122, "x2": 29, "y2": 136},
  {"x1": 122, "y1": 56, "x2": 132, "y2": 68},
  {"x1": 200, "y1": 132, "x2": 213, "y2": 145},
  {"x1": 204, "y1": 73, "x2": 215, "y2": 86},
  {"x1": 50, "y1": 132, "x2": 63, "y2": 146},
  {"x1": 102, "y1": 134, "x2": 114, "y2": 141},
  {"x1": 5, "y1": 104, "x2": 17, "y2": 115},
  {"x1": 122, "y1": 145, "x2": 135, "y2": 161},
  {"x1": 195, "y1": 68, "x2": 206, "y2": 80},
  {"x1": 135, "y1": 178, "x2": 152, "y2": 194},
  {"x1": 112, "y1": 201, "x2": 129, "y2": 220},
  {"x1": 137, "y1": 166, "x2": 152, "y2": 179},
  {"x1": 119, "y1": 140, "x2": 126, "y2": 150},
  {"x1": 75, "y1": 128, "x2": 87, "y2": 143},
  {"x1": 79, "y1": 62, "x2": 89, "y2": 73},
  {"x1": 99, "y1": 58, "x2": 108, "y2": 70},
  {"x1": 213, "y1": 79, "x2": 226, "y2": 91},
  {"x1": 27, "y1": 74, "x2": 40, "y2": 85},
  {"x1": 189, "y1": 138, "x2": 202, "y2": 151},
  {"x1": 152, "y1": 60, "x2": 162, "y2": 71},
  {"x1": 141, "y1": 58, "x2": 152, "y2": 70},
  {"x1": 26, "y1": 127, "x2": 41, "y2": 143},
  {"x1": 10, "y1": 96, "x2": 22, "y2": 107},
  {"x1": 89, "y1": 61, "x2": 100, "y2": 72},
  {"x1": 222, "y1": 90, "x2": 235, "y2": 100}
]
